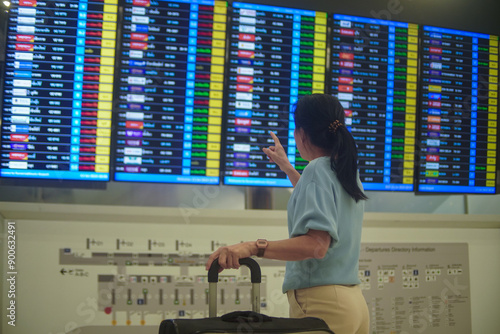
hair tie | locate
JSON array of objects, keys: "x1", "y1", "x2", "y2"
[{"x1": 328, "y1": 120, "x2": 343, "y2": 133}]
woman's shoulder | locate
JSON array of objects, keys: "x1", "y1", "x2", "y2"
[
  {"x1": 303, "y1": 156, "x2": 329, "y2": 169},
  {"x1": 301, "y1": 157, "x2": 336, "y2": 184},
  {"x1": 303, "y1": 156, "x2": 331, "y2": 172}
]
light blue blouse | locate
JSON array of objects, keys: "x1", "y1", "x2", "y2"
[{"x1": 282, "y1": 156, "x2": 364, "y2": 293}]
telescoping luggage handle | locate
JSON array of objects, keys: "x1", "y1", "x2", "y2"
[{"x1": 207, "y1": 257, "x2": 261, "y2": 317}]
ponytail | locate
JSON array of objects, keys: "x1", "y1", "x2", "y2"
[
  {"x1": 329, "y1": 125, "x2": 368, "y2": 202},
  {"x1": 293, "y1": 94, "x2": 368, "y2": 202}
]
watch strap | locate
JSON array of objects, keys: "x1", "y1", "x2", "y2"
[{"x1": 256, "y1": 239, "x2": 268, "y2": 257}]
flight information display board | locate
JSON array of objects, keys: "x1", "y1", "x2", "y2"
[
  {"x1": 0, "y1": 0, "x2": 118, "y2": 181},
  {"x1": 417, "y1": 26, "x2": 498, "y2": 193},
  {"x1": 331, "y1": 14, "x2": 419, "y2": 191},
  {"x1": 113, "y1": 0, "x2": 227, "y2": 184},
  {"x1": 223, "y1": 2, "x2": 327, "y2": 187}
]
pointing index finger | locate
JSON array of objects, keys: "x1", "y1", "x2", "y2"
[{"x1": 269, "y1": 131, "x2": 281, "y2": 147}]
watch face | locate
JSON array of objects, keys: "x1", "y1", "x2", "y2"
[{"x1": 256, "y1": 239, "x2": 267, "y2": 257}]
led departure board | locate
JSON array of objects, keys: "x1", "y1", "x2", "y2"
[
  {"x1": 0, "y1": 0, "x2": 117, "y2": 181},
  {"x1": 331, "y1": 14, "x2": 419, "y2": 191},
  {"x1": 223, "y1": 2, "x2": 327, "y2": 187},
  {"x1": 113, "y1": 0, "x2": 227, "y2": 184},
  {"x1": 417, "y1": 26, "x2": 498, "y2": 193}
]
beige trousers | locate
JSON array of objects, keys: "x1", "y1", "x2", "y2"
[{"x1": 287, "y1": 285, "x2": 369, "y2": 334}]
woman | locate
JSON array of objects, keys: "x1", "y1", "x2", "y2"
[{"x1": 205, "y1": 94, "x2": 369, "y2": 334}]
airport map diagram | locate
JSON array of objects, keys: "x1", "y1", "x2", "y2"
[{"x1": 2, "y1": 218, "x2": 472, "y2": 334}]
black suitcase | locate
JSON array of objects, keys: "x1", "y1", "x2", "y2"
[{"x1": 159, "y1": 257, "x2": 335, "y2": 334}]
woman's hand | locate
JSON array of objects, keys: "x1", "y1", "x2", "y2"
[
  {"x1": 262, "y1": 131, "x2": 301, "y2": 187},
  {"x1": 205, "y1": 230, "x2": 331, "y2": 272},
  {"x1": 205, "y1": 241, "x2": 257, "y2": 272},
  {"x1": 262, "y1": 131, "x2": 291, "y2": 171}
]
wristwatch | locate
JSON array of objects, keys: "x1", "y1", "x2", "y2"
[{"x1": 256, "y1": 239, "x2": 268, "y2": 257}]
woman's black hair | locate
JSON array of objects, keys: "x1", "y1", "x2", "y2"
[{"x1": 293, "y1": 94, "x2": 368, "y2": 202}]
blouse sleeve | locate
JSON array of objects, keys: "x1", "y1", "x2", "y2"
[{"x1": 289, "y1": 181, "x2": 339, "y2": 247}]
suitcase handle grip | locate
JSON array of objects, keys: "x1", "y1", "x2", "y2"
[{"x1": 208, "y1": 257, "x2": 262, "y2": 283}]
